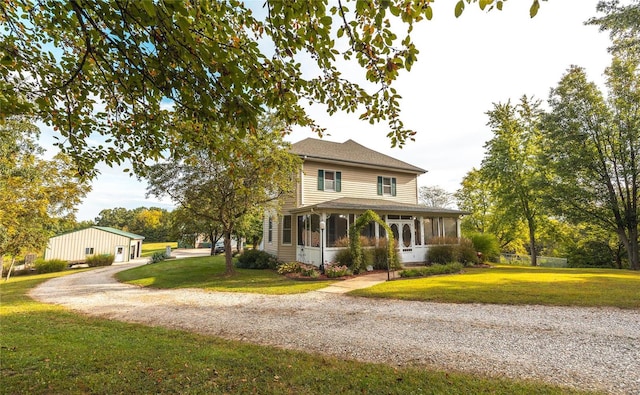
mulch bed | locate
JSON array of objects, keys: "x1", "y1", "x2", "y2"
[{"x1": 284, "y1": 267, "x2": 390, "y2": 281}]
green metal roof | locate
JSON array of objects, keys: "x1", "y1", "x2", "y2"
[{"x1": 92, "y1": 226, "x2": 145, "y2": 240}]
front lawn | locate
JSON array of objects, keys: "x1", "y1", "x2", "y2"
[
  {"x1": 140, "y1": 241, "x2": 178, "y2": 257},
  {"x1": 352, "y1": 265, "x2": 640, "y2": 309},
  {"x1": 0, "y1": 272, "x2": 593, "y2": 394},
  {"x1": 116, "y1": 255, "x2": 336, "y2": 294}
]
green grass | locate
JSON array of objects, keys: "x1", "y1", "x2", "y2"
[
  {"x1": 140, "y1": 241, "x2": 178, "y2": 257},
  {"x1": 352, "y1": 265, "x2": 640, "y2": 308},
  {"x1": 0, "y1": 272, "x2": 595, "y2": 394},
  {"x1": 116, "y1": 255, "x2": 336, "y2": 294}
]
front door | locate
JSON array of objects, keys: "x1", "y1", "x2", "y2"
[
  {"x1": 388, "y1": 220, "x2": 419, "y2": 263},
  {"x1": 114, "y1": 246, "x2": 125, "y2": 262}
]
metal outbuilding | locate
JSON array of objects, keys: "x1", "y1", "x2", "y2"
[{"x1": 44, "y1": 226, "x2": 145, "y2": 263}]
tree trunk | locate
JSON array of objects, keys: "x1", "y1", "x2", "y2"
[
  {"x1": 617, "y1": 227, "x2": 639, "y2": 270},
  {"x1": 629, "y1": 228, "x2": 639, "y2": 270},
  {"x1": 528, "y1": 221, "x2": 537, "y2": 267},
  {"x1": 209, "y1": 231, "x2": 215, "y2": 256},
  {"x1": 224, "y1": 232, "x2": 235, "y2": 275},
  {"x1": 5, "y1": 257, "x2": 16, "y2": 282}
]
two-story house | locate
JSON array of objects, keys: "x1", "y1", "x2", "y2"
[{"x1": 263, "y1": 138, "x2": 466, "y2": 266}]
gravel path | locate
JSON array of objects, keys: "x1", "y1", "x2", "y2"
[{"x1": 29, "y1": 262, "x2": 640, "y2": 394}]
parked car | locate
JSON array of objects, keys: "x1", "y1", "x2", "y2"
[{"x1": 214, "y1": 240, "x2": 225, "y2": 254}]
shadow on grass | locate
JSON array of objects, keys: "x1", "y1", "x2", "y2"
[{"x1": 116, "y1": 255, "x2": 334, "y2": 294}]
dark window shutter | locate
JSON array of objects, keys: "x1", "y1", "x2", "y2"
[
  {"x1": 391, "y1": 177, "x2": 397, "y2": 196},
  {"x1": 317, "y1": 169, "x2": 324, "y2": 191},
  {"x1": 377, "y1": 176, "x2": 383, "y2": 195},
  {"x1": 335, "y1": 171, "x2": 342, "y2": 192}
]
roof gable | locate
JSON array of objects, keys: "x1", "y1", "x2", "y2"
[{"x1": 291, "y1": 138, "x2": 426, "y2": 174}]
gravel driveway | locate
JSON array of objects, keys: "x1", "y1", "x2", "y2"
[{"x1": 30, "y1": 262, "x2": 640, "y2": 394}]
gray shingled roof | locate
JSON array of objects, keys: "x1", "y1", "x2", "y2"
[
  {"x1": 291, "y1": 138, "x2": 426, "y2": 174},
  {"x1": 290, "y1": 197, "x2": 468, "y2": 216}
]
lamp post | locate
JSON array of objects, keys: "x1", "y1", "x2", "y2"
[{"x1": 319, "y1": 220, "x2": 326, "y2": 274}]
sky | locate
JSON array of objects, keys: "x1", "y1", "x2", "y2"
[{"x1": 41, "y1": 1, "x2": 615, "y2": 222}]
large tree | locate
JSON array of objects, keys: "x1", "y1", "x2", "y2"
[
  {"x1": 480, "y1": 96, "x2": 547, "y2": 265},
  {"x1": 456, "y1": 168, "x2": 527, "y2": 252},
  {"x1": 543, "y1": 56, "x2": 639, "y2": 270},
  {"x1": 418, "y1": 185, "x2": 456, "y2": 208},
  {"x1": 146, "y1": 123, "x2": 301, "y2": 274},
  {"x1": 1, "y1": 0, "x2": 541, "y2": 177},
  {"x1": 1, "y1": 118, "x2": 89, "y2": 275}
]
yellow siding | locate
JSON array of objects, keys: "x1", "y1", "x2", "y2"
[
  {"x1": 44, "y1": 228, "x2": 137, "y2": 262},
  {"x1": 277, "y1": 214, "x2": 297, "y2": 262},
  {"x1": 300, "y1": 160, "x2": 418, "y2": 206},
  {"x1": 263, "y1": 214, "x2": 279, "y2": 256}
]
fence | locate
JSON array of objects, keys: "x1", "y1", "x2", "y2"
[{"x1": 500, "y1": 254, "x2": 568, "y2": 268}]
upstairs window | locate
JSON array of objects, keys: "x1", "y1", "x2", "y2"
[
  {"x1": 317, "y1": 170, "x2": 342, "y2": 192},
  {"x1": 377, "y1": 176, "x2": 396, "y2": 196}
]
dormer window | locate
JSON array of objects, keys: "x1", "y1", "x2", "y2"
[{"x1": 317, "y1": 170, "x2": 341, "y2": 192}]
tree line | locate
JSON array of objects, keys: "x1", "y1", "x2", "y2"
[{"x1": 455, "y1": 11, "x2": 639, "y2": 269}]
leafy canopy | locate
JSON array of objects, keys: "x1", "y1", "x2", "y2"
[{"x1": 1, "y1": 0, "x2": 541, "y2": 177}]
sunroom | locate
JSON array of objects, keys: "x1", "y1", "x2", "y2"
[{"x1": 283, "y1": 197, "x2": 466, "y2": 266}]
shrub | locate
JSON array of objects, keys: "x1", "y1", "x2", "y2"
[
  {"x1": 85, "y1": 254, "x2": 115, "y2": 267},
  {"x1": 399, "y1": 262, "x2": 463, "y2": 278},
  {"x1": 333, "y1": 248, "x2": 353, "y2": 266},
  {"x1": 468, "y1": 233, "x2": 501, "y2": 262},
  {"x1": 235, "y1": 249, "x2": 278, "y2": 269},
  {"x1": 456, "y1": 238, "x2": 478, "y2": 266},
  {"x1": 325, "y1": 264, "x2": 351, "y2": 278},
  {"x1": 33, "y1": 259, "x2": 67, "y2": 274},
  {"x1": 277, "y1": 262, "x2": 301, "y2": 274},
  {"x1": 300, "y1": 266, "x2": 320, "y2": 278},
  {"x1": 427, "y1": 244, "x2": 456, "y2": 264},
  {"x1": 150, "y1": 252, "x2": 167, "y2": 264},
  {"x1": 370, "y1": 244, "x2": 401, "y2": 270}
]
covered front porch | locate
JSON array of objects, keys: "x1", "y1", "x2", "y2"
[{"x1": 289, "y1": 198, "x2": 466, "y2": 267}]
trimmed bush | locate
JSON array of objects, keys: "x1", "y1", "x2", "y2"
[
  {"x1": 86, "y1": 254, "x2": 115, "y2": 267},
  {"x1": 33, "y1": 259, "x2": 67, "y2": 274},
  {"x1": 333, "y1": 248, "x2": 353, "y2": 266},
  {"x1": 469, "y1": 233, "x2": 501, "y2": 262},
  {"x1": 456, "y1": 239, "x2": 478, "y2": 266},
  {"x1": 235, "y1": 249, "x2": 278, "y2": 270},
  {"x1": 427, "y1": 244, "x2": 456, "y2": 264},
  {"x1": 277, "y1": 262, "x2": 301, "y2": 274},
  {"x1": 368, "y1": 239, "x2": 401, "y2": 270},
  {"x1": 399, "y1": 262, "x2": 463, "y2": 278},
  {"x1": 324, "y1": 264, "x2": 351, "y2": 278},
  {"x1": 300, "y1": 266, "x2": 320, "y2": 277},
  {"x1": 150, "y1": 252, "x2": 167, "y2": 264}
]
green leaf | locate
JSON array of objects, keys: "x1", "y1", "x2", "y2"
[
  {"x1": 141, "y1": 0, "x2": 156, "y2": 17},
  {"x1": 425, "y1": 6, "x2": 433, "y2": 21},
  {"x1": 529, "y1": 1, "x2": 540, "y2": 18},
  {"x1": 320, "y1": 16, "x2": 332, "y2": 26},
  {"x1": 455, "y1": 1, "x2": 465, "y2": 18}
]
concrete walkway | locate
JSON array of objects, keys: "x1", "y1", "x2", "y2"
[{"x1": 316, "y1": 271, "x2": 399, "y2": 293}]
